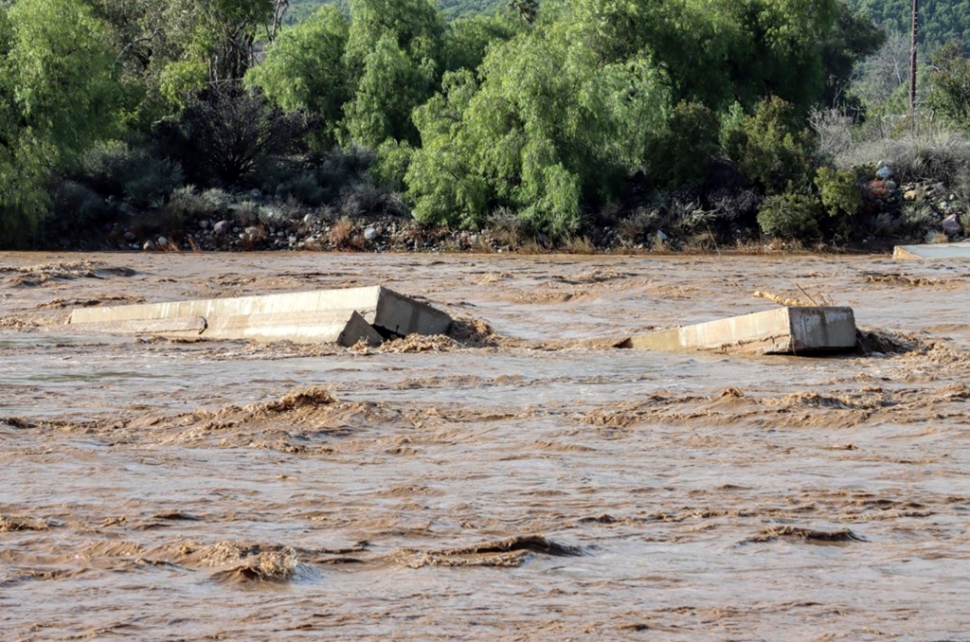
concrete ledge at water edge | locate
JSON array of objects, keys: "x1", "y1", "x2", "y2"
[
  {"x1": 616, "y1": 306, "x2": 857, "y2": 356},
  {"x1": 893, "y1": 241, "x2": 970, "y2": 260},
  {"x1": 67, "y1": 286, "x2": 452, "y2": 347}
]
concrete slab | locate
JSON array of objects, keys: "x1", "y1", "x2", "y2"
[
  {"x1": 893, "y1": 241, "x2": 970, "y2": 260},
  {"x1": 62, "y1": 316, "x2": 207, "y2": 337},
  {"x1": 619, "y1": 306, "x2": 857, "y2": 355},
  {"x1": 68, "y1": 286, "x2": 451, "y2": 344}
]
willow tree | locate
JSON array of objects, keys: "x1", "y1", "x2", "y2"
[
  {"x1": 0, "y1": 0, "x2": 120, "y2": 247},
  {"x1": 245, "y1": 5, "x2": 350, "y2": 147}
]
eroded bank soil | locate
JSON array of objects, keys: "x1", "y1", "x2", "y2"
[{"x1": 2, "y1": 252, "x2": 970, "y2": 641}]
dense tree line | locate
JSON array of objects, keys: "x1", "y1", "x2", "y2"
[
  {"x1": 294, "y1": 0, "x2": 970, "y2": 51},
  {"x1": 5, "y1": 0, "x2": 970, "y2": 250}
]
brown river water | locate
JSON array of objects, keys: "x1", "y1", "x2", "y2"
[{"x1": 1, "y1": 251, "x2": 970, "y2": 641}]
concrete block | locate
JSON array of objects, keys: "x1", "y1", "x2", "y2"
[
  {"x1": 68, "y1": 286, "x2": 451, "y2": 345},
  {"x1": 893, "y1": 241, "x2": 970, "y2": 260},
  {"x1": 337, "y1": 311, "x2": 384, "y2": 348},
  {"x1": 619, "y1": 306, "x2": 857, "y2": 355}
]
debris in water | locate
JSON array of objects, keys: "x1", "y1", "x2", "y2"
[{"x1": 741, "y1": 526, "x2": 865, "y2": 544}]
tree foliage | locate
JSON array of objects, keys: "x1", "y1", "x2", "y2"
[
  {"x1": 928, "y1": 42, "x2": 970, "y2": 130},
  {"x1": 343, "y1": 33, "x2": 436, "y2": 146},
  {"x1": 0, "y1": 0, "x2": 895, "y2": 247},
  {"x1": 724, "y1": 96, "x2": 815, "y2": 194},
  {"x1": 1, "y1": 0, "x2": 120, "y2": 247},
  {"x1": 246, "y1": 5, "x2": 350, "y2": 146},
  {"x1": 407, "y1": 28, "x2": 670, "y2": 235}
]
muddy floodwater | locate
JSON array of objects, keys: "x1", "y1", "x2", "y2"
[{"x1": 2, "y1": 251, "x2": 970, "y2": 641}]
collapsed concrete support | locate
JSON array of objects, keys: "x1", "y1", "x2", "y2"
[
  {"x1": 893, "y1": 241, "x2": 970, "y2": 260},
  {"x1": 618, "y1": 306, "x2": 857, "y2": 355},
  {"x1": 68, "y1": 286, "x2": 452, "y2": 346}
]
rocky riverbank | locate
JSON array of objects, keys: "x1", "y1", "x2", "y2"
[{"x1": 40, "y1": 175, "x2": 969, "y2": 255}]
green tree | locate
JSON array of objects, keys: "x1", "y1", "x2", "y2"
[
  {"x1": 818, "y1": 1, "x2": 886, "y2": 106},
  {"x1": 153, "y1": 0, "x2": 276, "y2": 105},
  {"x1": 647, "y1": 101, "x2": 721, "y2": 189},
  {"x1": 341, "y1": 0, "x2": 444, "y2": 146},
  {"x1": 245, "y1": 5, "x2": 350, "y2": 146},
  {"x1": 571, "y1": 0, "x2": 846, "y2": 114},
  {"x1": 724, "y1": 96, "x2": 815, "y2": 194},
  {"x1": 407, "y1": 28, "x2": 670, "y2": 236},
  {"x1": 343, "y1": 32, "x2": 435, "y2": 146},
  {"x1": 440, "y1": 13, "x2": 519, "y2": 74},
  {"x1": 1, "y1": 0, "x2": 120, "y2": 247},
  {"x1": 928, "y1": 41, "x2": 970, "y2": 129},
  {"x1": 344, "y1": 0, "x2": 443, "y2": 76},
  {"x1": 8, "y1": 0, "x2": 120, "y2": 159},
  {"x1": 406, "y1": 70, "x2": 488, "y2": 227}
]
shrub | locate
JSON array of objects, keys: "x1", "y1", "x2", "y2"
[
  {"x1": 338, "y1": 181, "x2": 385, "y2": 219},
  {"x1": 486, "y1": 207, "x2": 532, "y2": 248},
  {"x1": 50, "y1": 180, "x2": 111, "y2": 232},
  {"x1": 724, "y1": 96, "x2": 815, "y2": 194},
  {"x1": 229, "y1": 201, "x2": 261, "y2": 227},
  {"x1": 313, "y1": 146, "x2": 376, "y2": 201},
  {"x1": 276, "y1": 173, "x2": 326, "y2": 206},
  {"x1": 328, "y1": 217, "x2": 361, "y2": 250},
  {"x1": 200, "y1": 188, "x2": 232, "y2": 215},
  {"x1": 899, "y1": 202, "x2": 937, "y2": 232},
  {"x1": 616, "y1": 207, "x2": 661, "y2": 245},
  {"x1": 648, "y1": 102, "x2": 720, "y2": 189},
  {"x1": 815, "y1": 167, "x2": 862, "y2": 219},
  {"x1": 154, "y1": 86, "x2": 307, "y2": 188},
  {"x1": 123, "y1": 159, "x2": 184, "y2": 209},
  {"x1": 164, "y1": 185, "x2": 223, "y2": 221},
  {"x1": 834, "y1": 127, "x2": 970, "y2": 184},
  {"x1": 756, "y1": 191, "x2": 822, "y2": 239},
  {"x1": 809, "y1": 107, "x2": 855, "y2": 163},
  {"x1": 707, "y1": 187, "x2": 762, "y2": 224},
  {"x1": 79, "y1": 141, "x2": 184, "y2": 207}
]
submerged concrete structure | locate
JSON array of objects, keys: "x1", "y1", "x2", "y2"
[
  {"x1": 619, "y1": 306, "x2": 857, "y2": 355},
  {"x1": 893, "y1": 241, "x2": 970, "y2": 260},
  {"x1": 68, "y1": 286, "x2": 452, "y2": 346}
]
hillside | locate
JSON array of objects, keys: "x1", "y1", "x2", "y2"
[{"x1": 839, "y1": 0, "x2": 969, "y2": 50}]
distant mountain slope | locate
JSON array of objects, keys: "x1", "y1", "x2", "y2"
[{"x1": 843, "y1": 0, "x2": 970, "y2": 50}]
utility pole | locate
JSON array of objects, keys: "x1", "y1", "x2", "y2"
[{"x1": 910, "y1": 0, "x2": 919, "y2": 120}]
